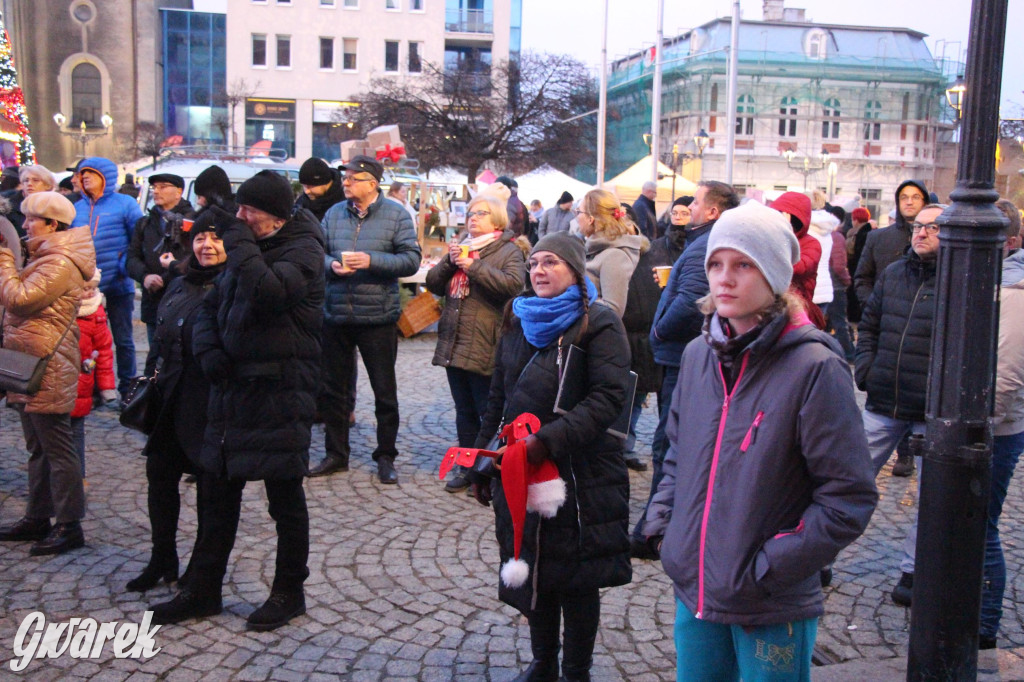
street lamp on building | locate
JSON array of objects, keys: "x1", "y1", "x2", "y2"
[
  {"x1": 782, "y1": 146, "x2": 831, "y2": 191},
  {"x1": 53, "y1": 112, "x2": 113, "y2": 159}
]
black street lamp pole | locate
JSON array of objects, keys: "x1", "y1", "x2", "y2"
[{"x1": 907, "y1": 0, "x2": 1008, "y2": 679}]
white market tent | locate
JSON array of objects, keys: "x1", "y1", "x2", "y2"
[
  {"x1": 512, "y1": 165, "x2": 594, "y2": 210},
  {"x1": 606, "y1": 155, "x2": 698, "y2": 213}
]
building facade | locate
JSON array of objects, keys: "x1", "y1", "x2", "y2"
[
  {"x1": 607, "y1": 1, "x2": 960, "y2": 220},
  {"x1": 162, "y1": 7, "x2": 227, "y2": 146},
  {"x1": 226, "y1": 0, "x2": 518, "y2": 161}
]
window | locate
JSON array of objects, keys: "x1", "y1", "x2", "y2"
[
  {"x1": 276, "y1": 0, "x2": 291, "y2": 4},
  {"x1": 864, "y1": 100, "x2": 882, "y2": 140},
  {"x1": 343, "y1": 38, "x2": 358, "y2": 70},
  {"x1": 779, "y1": 96, "x2": 797, "y2": 137},
  {"x1": 822, "y1": 98, "x2": 840, "y2": 138},
  {"x1": 736, "y1": 94, "x2": 754, "y2": 136},
  {"x1": 71, "y1": 62, "x2": 102, "y2": 126},
  {"x1": 320, "y1": 0, "x2": 335, "y2": 5},
  {"x1": 410, "y1": 0, "x2": 423, "y2": 9},
  {"x1": 343, "y1": 0, "x2": 358, "y2": 7},
  {"x1": 408, "y1": 41, "x2": 421, "y2": 73},
  {"x1": 320, "y1": 37, "x2": 334, "y2": 69},
  {"x1": 709, "y1": 83, "x2": 718, "y2": 133},
  {"x1": 386, "y1": 0, "x2": 399, "y2": 8},
  {"x1": 805, "y1": 29, "x2": 828, "y2": 60},
  {"x1": 251, "y1": 33, "x2": 267, "y2": 66},
  {"x1": 276, "y1": 35, "x2": 291, "y2": 67},
  {"x1": 385, "y1": 40, "x2": 399, "y2": 72}
]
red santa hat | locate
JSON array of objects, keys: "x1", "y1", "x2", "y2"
[{"x1": 499, "y1": 438, "x2": 567, "y2": 588}]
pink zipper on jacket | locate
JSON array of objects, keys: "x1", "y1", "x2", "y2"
[{"x1": 696, "y1": 352, "x2": 749, "y2": 619}]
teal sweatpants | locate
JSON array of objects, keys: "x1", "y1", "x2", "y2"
[{"x1": 673, "y1": 599, "x2": 817, "y2": 681}]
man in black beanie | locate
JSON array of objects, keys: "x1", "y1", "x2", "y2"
[
  {"x1": 538, "y1": 191, "x2": 574, "y2": 239},
  {"x1": 150, "y1": 168, "x2": 325, "y2": 631},
  {"x1": 496, "y1": 175, "x2": 528, "y2": 238},
  {"x1": 309, "y1": 155, "x2": 421, "y2": 484},
  {"x1": 295, "y1": 157, "x2": 345, "y2": 221}
]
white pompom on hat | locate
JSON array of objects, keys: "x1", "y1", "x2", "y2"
[
  {"x1": 499, "y1": 437, "x2": 567, "y2": 589},
  {"x1": 704, "y1": 200, "x2": 801, "y2": 296}
]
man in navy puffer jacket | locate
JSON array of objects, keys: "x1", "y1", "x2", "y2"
[
  {"x1": 73, "y1": 157, "x2": 144, "y2": 397},
  {"x1": 308, "y1": 156, "x2": 420, "y2": 485}
]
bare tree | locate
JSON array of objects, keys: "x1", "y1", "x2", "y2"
[
  {"x1": 215, "y1": 78, "x2": 260, "y2": 148},
  {"x1": 353, "y1": 52, "x2": 597, "y2": 182},
  {"x1": 133, "y1": 122, "x2": 167, "y2": 169},
  {"x1": 212, "y1": 111, "x2": 230, "y2": 145}
]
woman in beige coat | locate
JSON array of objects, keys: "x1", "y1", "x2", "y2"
[
  {"x1": 0, "y1": 191, "x2": 96, "y2": 556},
  {"x1": 577, "y1": 189, "x2": 645, "y2": 317}
]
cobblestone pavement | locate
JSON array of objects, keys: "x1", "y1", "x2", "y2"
[{"x1": 1, "y1": 326, "x2": 1023, "y2": 680}]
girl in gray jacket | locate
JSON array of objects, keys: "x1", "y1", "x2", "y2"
[{"x1": 644, "y1": 200, "x2": 878, "y2": 681}]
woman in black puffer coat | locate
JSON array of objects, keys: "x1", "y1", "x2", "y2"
[
  {"x1": 127, "y1": 211, "x2": 227, "y2": 592},
  {"x1": 471, "y1": 232, "x2": 631, "y2": 682}
]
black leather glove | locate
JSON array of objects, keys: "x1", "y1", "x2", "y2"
[
  {"x1": 197, "y1": 349, "x2": 232, "y2": 383},
  {"x1": 523, "y1": 434, "x2": 549, "y2": 465},
  {"x1": 471, "y1": 481, "x2": 493, "y2": 507},
  {"x1": 208, "y1": 204, "x2": 242, "y2": 239}
]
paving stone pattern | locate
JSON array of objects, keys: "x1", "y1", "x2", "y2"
[{"x1": 1, "y1": 327, "x2": 1023, "y2": 680}]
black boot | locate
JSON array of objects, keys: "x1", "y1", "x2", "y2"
[
  {"x1": 246, "y1": 590, "x2": 306, "y2": 632},
  {"x1": 150, "y1": 587, "x2": 223, "y2": 625},
  {"x1": 514, "y1": 660, "x2": 559, "y2": 682},
  {"x1": 30, "y1": 522, "x2": 84, "y2": 556},
  {"x1": 126, "y1": 558, "x2": 179, "y2": 592}
]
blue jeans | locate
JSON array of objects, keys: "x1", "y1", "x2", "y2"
[
  {"x1": 625, "y1": 394, "x2": 648, "y2": 455},
  {"x1": 633, "y1": 364, "x2": 679, "y2": 541},
  {"x1": 862, "y1": 409, "x2": 925, "y2": 573},
  {"x1": 674, "y1": 600, "x2": 817, "y2": 681},
  {"x1": 445, "y1": 366, "x2": 491, "y2": 448},
  {"x1": 980, "y1": 430, "x2": 1024, "y2": 639},
  {"x1": 104, "y1": 291, "x2": 137, "y2": 396}
]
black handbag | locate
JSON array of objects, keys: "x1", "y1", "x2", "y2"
[
  {"x1": 0, "y1": 311, "x2": 76, "y2": 395},
  {"x1": 119, "y1": 368, "x2": 161, "y2": 435}
]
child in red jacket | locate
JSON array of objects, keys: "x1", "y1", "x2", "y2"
[{"x1": 72, "y1": 269, "x2": 117, "y2": 475}]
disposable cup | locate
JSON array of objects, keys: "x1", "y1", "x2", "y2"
[{"x1": 655, "y1": 266, "x2": 672, "y2": 288}]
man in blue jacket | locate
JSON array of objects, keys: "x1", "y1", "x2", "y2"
[
  {"x1": 308, "y1": 156, "x2": 421, "y2": 484},
  {"x1": 73, "y1": 157, "x2": 144, "y2": 398},
  {"x1": 631, "y1": 180, "x2": 738, "y2": 558}
]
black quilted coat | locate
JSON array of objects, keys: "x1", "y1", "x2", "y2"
[
  {"x1": 476, "y1": 302, "x2": 632, "y2": 615},
  {"x1": 854, "y1": 250, "x2": 936, "y2": 421},
  {"x1": 192, "y1": 209, "x2": 325, "y2": 480}
]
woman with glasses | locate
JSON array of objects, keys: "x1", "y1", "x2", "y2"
[
  {"x1": 470, "y1": 232, "x2": 631, "y2": 681},
  {"x1": 427, "y1": 191, "x2": 525, "y2": 493},
  {"x1": 576, "y1": 189, "x2": 645, "y2": 318}
]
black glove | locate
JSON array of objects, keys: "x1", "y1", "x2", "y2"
[
  {"x1": 208, "y1": 204, "x2": 242, "y2": 239},
  {"x1": 471, "y1": 481, "x2": 493, "y2": 507},
  {"x1": 523, "y1": 434, "x2": 549, "y2": 465},
  {"x1": 197, "y1": 349, "x2": 232, "y2": 383}
]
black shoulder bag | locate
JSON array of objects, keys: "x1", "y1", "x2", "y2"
[{"x1": 0, "y1": 310, "x2": 76, "y2": 395}]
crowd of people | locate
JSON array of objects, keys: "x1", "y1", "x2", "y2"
[{"x1": 0, "y1": 150, "x2": 1020, "y2": 680}]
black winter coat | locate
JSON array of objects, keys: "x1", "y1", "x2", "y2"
[
  {"x1": 321, "y1": 192, "x2": 421, "y2": 326},
  {"x1": 127, "y1": 198, "x2": 196, "y2": 324},
  {"x1": 854, "y1": 251, "x2": 936, "y2": 421},
  {"x1": 853, "y1": 179, "x2": 928, "y2": 305},
  {"x1": 192, "y1": 209, "x2": 325, "y2": 480},
  {"x1": 294, "y1": 170, "x2": 346, "y2": 222},
  {"x1": 622, "y1": 224, "x2": 687, "y2": 394},
  {"x1": 425, "y1": 230, "x2": 525, "y2": 376},
  {"x1": 142, "y1": 261, "x2": 224, "y2": 467},
  {"x1": 476, "y1": 302, "x2": 632, "y2": 615}
]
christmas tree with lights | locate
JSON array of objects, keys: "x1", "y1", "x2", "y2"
[{"x1": 0, "y1": 11, "x2": 34, "y2": 165}]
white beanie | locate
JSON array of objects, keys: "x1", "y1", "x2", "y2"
[{"x1": 705, "y1": 200, "x2": 801, "y2": 296}]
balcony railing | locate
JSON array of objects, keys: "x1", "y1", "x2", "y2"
[
  {"x1": 445, "y1": 8, "x2": 492, "y2": 34},
  {"x1": 443, "y1": 69, "x2": 491, "y2": 96}
]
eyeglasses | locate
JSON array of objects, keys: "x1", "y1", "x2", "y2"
[
  {"x1": 899, "y1": 193, "x2": 925, "y2": 203},
  {"x1": 527, "y1": 257, "x2": 567, "y2": 272},
  {"x1": 466, "y1": 210, "x2": 491, "y2": 219},
  {"x1": 910, "y1": 222, "x2": 940, "y2": 235},
  {"x1": 342, "y1": 175, "x2": 374, "y2": 184},
  {"x1": 573, "y1": 209, "x2": 587, "y2": 216}
]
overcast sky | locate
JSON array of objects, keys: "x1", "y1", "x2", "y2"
[{"x1": 521, "y1": 0, "x2": 1024, "y2": 115}]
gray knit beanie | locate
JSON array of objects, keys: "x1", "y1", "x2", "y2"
[
  {"x1": 705, "y1": 200, "x2": 800, "y2": 296},
  {"x1": 531, "y1": 232, "x2": 586, "y2": 281}
]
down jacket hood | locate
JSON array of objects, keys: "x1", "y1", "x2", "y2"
[
  {"x1": 894, "y1": 180, "x2": 930, "y2": 228},
  {"x1": 808, "y1": 209, "x2": 840, "y2": 238},
  {"x1": 78, "y1": 157, "x2": 118, "y2": 199}
]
